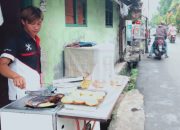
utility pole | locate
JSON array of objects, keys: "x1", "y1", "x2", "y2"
[
  {"x1": 141, "y1": 14, "x2": 149, "y2": 53},
  {"x1": 148, "y1": 0, "x2": 149, "y2": 19},
  {"x1": 145, "y1": 17, "x2": 149, "y2": 53},
  {"x1": 146, "y1": 0, "x2": 150, "y2": 53}
]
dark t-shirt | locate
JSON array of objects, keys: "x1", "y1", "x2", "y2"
[{"x1": 1, "y1": 30, "x2": 41, "y2": 73}]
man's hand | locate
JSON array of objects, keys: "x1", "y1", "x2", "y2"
[
  {"x1": 12, "y1": 75, "x2": 26, "y2": 89},
  {"x1": 0, "y1": 57, "x2": 26, "y2": 89}
]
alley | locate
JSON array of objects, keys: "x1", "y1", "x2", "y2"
[{"x1": 137, "y1": 35, "x2": 180, "y2": 130}]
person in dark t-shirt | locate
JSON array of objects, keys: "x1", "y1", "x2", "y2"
[{"x1": 0, "y1": 6, "x2": 44, "y2": 100}]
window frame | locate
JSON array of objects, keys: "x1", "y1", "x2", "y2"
[
  {"x1": 65, "y1": 0, "x2": 87, "y2": 27},
  {"x1": 105, "y1": 0, "x2": 113, "y2": 27}
]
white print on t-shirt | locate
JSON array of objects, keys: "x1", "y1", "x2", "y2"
[
  {"x1": 4, "y1": 49, "x2": 12, "y2": 52},
  {"x1": 25, "y1": 43, "x2": 32, "y2": 51}
]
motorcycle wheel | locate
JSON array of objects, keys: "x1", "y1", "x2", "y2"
[
  {"x1": 158, "y1": 56, "x2": 161, "y2": 60},
  {"x1": 171, "y1": 37, "x2": 175, "y2": 43},
  {"x1": 173, "y1": 38, "x2": 175, "y2": 43}
]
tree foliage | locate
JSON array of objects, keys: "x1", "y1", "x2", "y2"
[
  {"x1": 151, "y1": 0, "x2": 180, "y2": 32},
  {"x1": 158, "y1": 0, "x2": 173, "y2": 15},
  {"x1": 151, "y1": 14, "x2": 163, "y2": 25},
  {"x1": 176, "y1": 5, "x2": 180, "y2": 32}
]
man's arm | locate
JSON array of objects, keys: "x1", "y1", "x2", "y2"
[{"x1": 0, "y1": 57, "x2": 26, "y2": 89}]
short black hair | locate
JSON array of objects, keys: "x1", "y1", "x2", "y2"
[{"x1": 20, "y1": 6, "x2": 43, "y2": 23}]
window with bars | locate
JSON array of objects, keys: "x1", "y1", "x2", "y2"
[
  {"x1": 105, "y1": 0, "x2": 113, "y2": 27},
  {"x1": 65, "y1": 0, "x2": 87, "y2": 26}
]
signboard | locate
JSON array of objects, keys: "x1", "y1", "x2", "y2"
[
  {"x1": 132, "y1": 24, "x2": 145, "y2": 39},
  {"x1": 126, "y1": 20, "x2": 132, "y2": 42}
]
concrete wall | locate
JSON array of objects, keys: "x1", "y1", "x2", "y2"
[{"x1": 33, "y1": 0, "x2": 120, "y2": 83}]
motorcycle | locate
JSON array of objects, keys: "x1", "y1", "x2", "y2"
[
  {"x1": 168, "y1": 28, "x2": 176, "y2": 43},
  {"x1": 153, "y1": 36, "x2": 166, "y2": 60},
  {"x1": 169, "y1": 34, "x2": 176, "y2": 43}
]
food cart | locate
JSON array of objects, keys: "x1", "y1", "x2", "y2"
[{"x1": 0, "y1": 75, "x2": 129, "y2": 130}]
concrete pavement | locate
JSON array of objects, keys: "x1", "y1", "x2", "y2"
[
  {"x1": 108, "y1": 89, "x2": 145, "y2": 130},
  {"x1": 137, "y1": 34, "x2": 180, "y2": 130}
]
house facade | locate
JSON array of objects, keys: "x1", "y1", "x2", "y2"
[
  {"x1": 0, "y1": 0, "x2": 144, "y2": 106},
  {"x1": 0, "y1": 0, "x2": 143, "y2": 84},
  {"x1": 32, "y1": 0, "x2": 121, "y2": 83}
]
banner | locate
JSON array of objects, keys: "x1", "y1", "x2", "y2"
[
  {"x1": 132, "y1": 24, "x2": 145, "y2": 39},
  {"x1": 126, "y1": 20, "x2": 132, "y2": 42}
]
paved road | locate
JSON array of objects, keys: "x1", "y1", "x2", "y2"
[{"x1": 137, "y1": 34, "x2": 180, "y2": 130}]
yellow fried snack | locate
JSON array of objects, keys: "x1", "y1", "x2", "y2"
[
  {"x1": 94, "y1": 91, "x2": 106, "y2": 97},
  {"x1": 92, "y1": 91, "x2": 106, "y2": 100},
  {"x1": 92, "y1": 80, "x2": 103, "y2": 88},
  {"x1": 81, "y1": 79, "x2": 91, "y2": 89},
  {"x1": 85, "y1": 99, "x2": 99, "y2": 106},
  {"x1": 73, "y1": 97, "x2": 85, "y2": 104},
  {"x1": 38, "y1": 102, "x2": 55, "y2": 107},
  {"x1": 61, "y1": 96, "x2": 74, "y2": 104}
]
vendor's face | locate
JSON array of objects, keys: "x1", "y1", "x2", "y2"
[{"x1": 21, "y1": 19, "x2": 43, "y2": 39}]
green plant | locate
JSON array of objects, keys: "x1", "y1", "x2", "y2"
[{"x1": 123, "y1": 68, "x2": 138, "y2": 92}]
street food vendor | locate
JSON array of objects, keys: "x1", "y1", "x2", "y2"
[{"x1": 0, "y1": 6, "x2": 43, "y2": 101}]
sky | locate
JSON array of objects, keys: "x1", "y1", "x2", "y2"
[{"x1": 142, "y1": 0, "x2": 160, "y2": 20}]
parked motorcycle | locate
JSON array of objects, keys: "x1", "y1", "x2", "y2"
[{"x1": 153, "y1": 36, "x2": 166, "y2": 59}]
